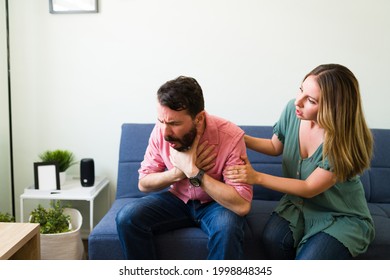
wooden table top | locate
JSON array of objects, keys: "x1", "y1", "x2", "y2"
[{"x1": 0, "y1": 222, "x2": 40, "y2": 260}]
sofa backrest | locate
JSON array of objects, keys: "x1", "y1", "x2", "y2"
[
  {"x1": 116, "y1": 123, "x2": 155, "y2": 199},
  {"x1": 239, "y1": 126, "x2": 284, "y2": 200},
  {"x1": 115, "y1": 123, "x2": 390, "y2": 204},
  {"x1": 360, "y1": 129, "x2": 390, "y2": 203}
]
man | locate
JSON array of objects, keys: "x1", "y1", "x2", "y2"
[{"x1": 116, "y1": 76, "x2": 253, "y2": 259}]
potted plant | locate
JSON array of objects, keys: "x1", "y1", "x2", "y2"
[
  {"x1": 38, "y1": 149, "x2": 76, "y2": 185},
  {"x1": 29, "y1": 200, "x2": 84, "y2": 259},
  {"x1": 0, "y1": 212, "x2": 15, "y2": 222}
]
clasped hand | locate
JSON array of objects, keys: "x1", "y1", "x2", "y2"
[
  {"x1": 224, "y1": 155, "x2": 257, "y2": 185},
  {"x1": 170, "y1": 134, "x2": 216, "y2": 178}
]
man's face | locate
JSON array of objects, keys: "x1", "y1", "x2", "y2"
[{"x1": 157, "y1": 104, "x2": 197, "y2": 151}]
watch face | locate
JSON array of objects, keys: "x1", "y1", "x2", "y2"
[
  {"x1": 189, "y1": 178, "x2": 201, "y2": 187},
  {"x1": 189, "y1": 169, "x2": 204, "y2": 187}
]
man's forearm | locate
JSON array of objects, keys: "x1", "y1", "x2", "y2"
[
  {"x1": 200, "y1": 174, "x2": 251, "y2": 216},
  {"x1": 138, "y1": 167, "x2": 185, "y2": 192}
]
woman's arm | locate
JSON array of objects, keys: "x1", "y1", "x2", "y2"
[
  {"x1": 225, "y1": 156, "x2": 336, "y2": 198},
  {"x1": 245, "y1": 134, "x2": 283, "y2": 156}
]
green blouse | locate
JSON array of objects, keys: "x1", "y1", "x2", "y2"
[{"x1": 273, "y1": 99, "x2": 375, "y2": 257}]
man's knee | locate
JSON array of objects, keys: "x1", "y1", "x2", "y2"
[
  {"x1": 116, "y1": 201, "x2": 144, "y2": 227},
  {"x1": 209, "y1": 210, "x2": 245, "y2": 236}
]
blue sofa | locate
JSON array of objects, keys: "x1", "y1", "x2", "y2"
[{"x1": 88, "y1": 123, "x2": 390, "y2": 259}]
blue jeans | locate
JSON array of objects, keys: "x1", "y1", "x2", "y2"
[
  {"x1": 116, "y1": 191, "x2": 245, "y2": 259},
  {"x1": 262, "y1": 212, "x2": 352, "y2": 260}
]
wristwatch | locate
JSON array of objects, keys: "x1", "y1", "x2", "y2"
[{"x1": 189, "y1": 169, "x2": 205, "y2": 187}]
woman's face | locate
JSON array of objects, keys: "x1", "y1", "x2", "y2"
[{"x1": 294, "y1": 75, "x2": 321, "y2": 121}]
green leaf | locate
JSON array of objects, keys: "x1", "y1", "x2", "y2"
[
  {"x1": 38, "y1": 149, "x2": 76, "y2": 172},
  {"x1": 29, "y1": 201, "x2": 71, "y2": 234}
]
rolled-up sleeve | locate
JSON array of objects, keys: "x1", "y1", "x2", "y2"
[
  {"x1": 222, "y1": 130, "x2": 253, "y2": 202},
  {"x1": 138, "y1": 125, "x2": 167, "y2": 179}
]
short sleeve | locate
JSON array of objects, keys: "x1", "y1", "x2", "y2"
[
  {"x1": 317, "y1": 157, "x2": 332, "y2": 172},
  {"x1": 273, "y1": 99, "x2": 296, "y2": 145}
]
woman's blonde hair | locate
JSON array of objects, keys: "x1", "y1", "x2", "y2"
[{"x1": 304, "y1": 64, "x2": 373, "y2": 182}]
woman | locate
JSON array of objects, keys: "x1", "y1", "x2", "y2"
[{"x1": 225, "y1": 64, "x2": 375, "y2": 259}]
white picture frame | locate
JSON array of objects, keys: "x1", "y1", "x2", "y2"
[{"x1": 49, "y1": 0, "x2": 98, "y2": 14}]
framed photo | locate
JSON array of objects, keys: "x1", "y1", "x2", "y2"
[
  {"x1": 34, "y1": 162, "x2": 60, "y2": 191},
  {"x1": 49, "y1": 0, "x2": 98, "y2": 14}
]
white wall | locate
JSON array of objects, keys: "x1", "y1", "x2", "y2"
[
  {"x1": 6, "y1": 0, "x2": 390, "y2": 222},
  {"x1": 0, "y1": 1, "x2": 12, "y2": 213}
]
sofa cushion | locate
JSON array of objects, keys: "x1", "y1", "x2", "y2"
[
  {"x1": 357, "y1": 203, "x2": 390, "y2": 259},
  {"x1": 88, "y1": 199, "x2": 128, "y2": 260},
  {"x1": 89, "y1": 197, "x2": 279, "y2": 259}
]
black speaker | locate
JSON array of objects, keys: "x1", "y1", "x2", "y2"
[{"x1": 80, "y1": 158, "x2": 95, "y2": 187}]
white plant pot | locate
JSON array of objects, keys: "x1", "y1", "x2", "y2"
[
  {"x1": 38, "y1": 208, "x2": 85, "y2": 260},
  {"x1": 59, "y1": 171, "x2": 66, "y2": 186}
]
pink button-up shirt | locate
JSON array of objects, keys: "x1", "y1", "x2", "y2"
[{"x1": 139, "y1": 112, "x2": 253, "y2": 203}]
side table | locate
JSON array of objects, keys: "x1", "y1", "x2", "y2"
[
  {"x1": 0, "y1": 222, "x2": 40, "y2": 260},
  {"x1": 20, "y1": 176, "x2": 109, "y2": 234}
]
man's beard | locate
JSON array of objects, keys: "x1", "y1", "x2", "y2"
[{"x1": 165, "y1": 125, "x2": 197, "y2": 152}]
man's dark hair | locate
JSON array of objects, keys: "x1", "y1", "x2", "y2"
[{"x1": 157, "y1": 76, "x2": 204, "y2": 118}]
